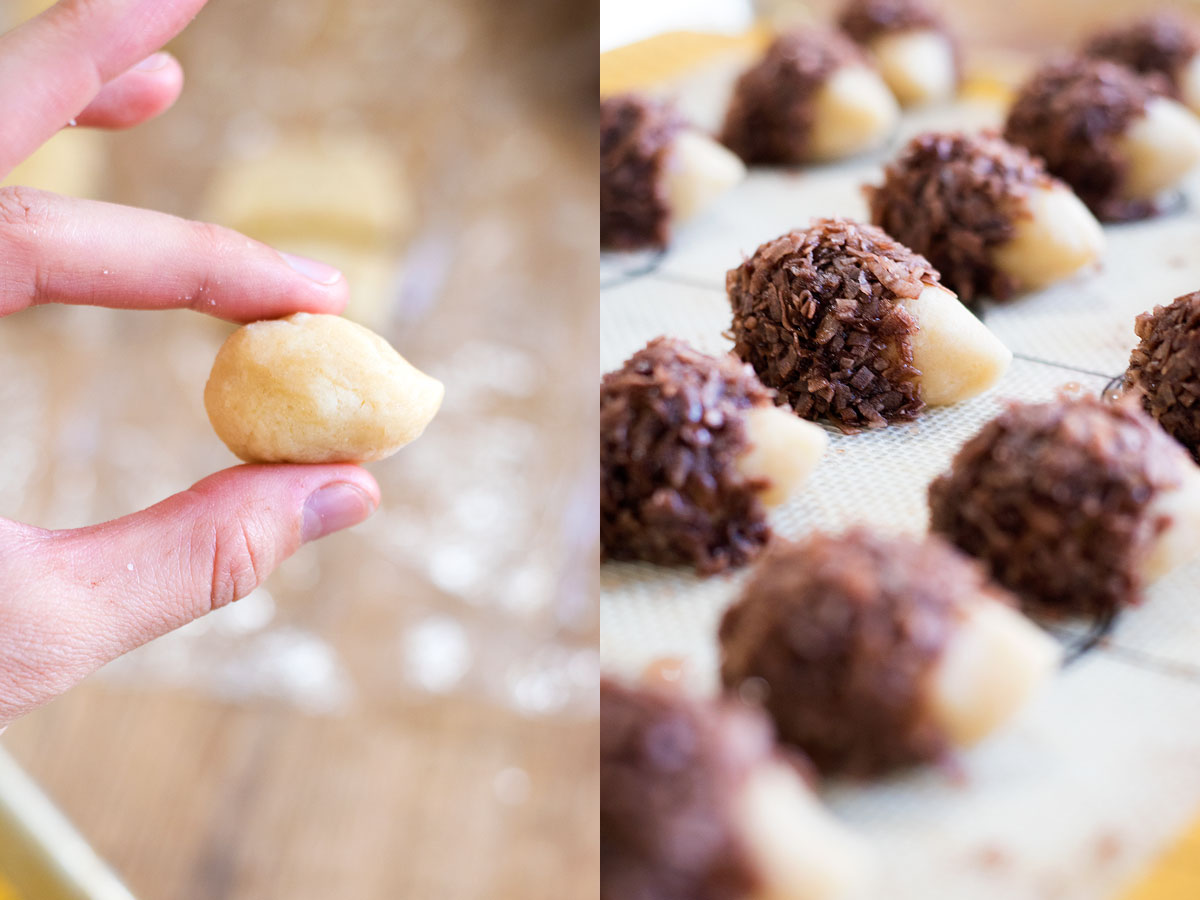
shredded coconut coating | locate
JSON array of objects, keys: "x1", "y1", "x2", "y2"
[
  {"x1": 720, "y1": 529, "x2": 1006, "y2": 777},
  {"x1": 601, "y1": 93, "x2": 685, "y2": 250},
  {"x1": 1083, "y1": 13, "x2": 1200, "y2": 98},
  {"x1": 727, "y1": 218, "x2": 934, "y2": 430},
  {"x1": 929, "y1": 396, "x2": 1187, "y2": 617},
  {"x1": 1003, "y1": 57, "x2": 1158, "y2": 222},
  {"x1": 601, "y1": 679, "x2": 787, "y2": 900},
  {"x1": 838, "y1": 0, "x2": 945, "y2": 43},
  {"x1": 600, "y1": 337, "x2": 775, "y2": 574},
  {"x1": 720, "y1": 29, "x2": 864, "y2": 165},
  {"x1": 1127, "y1": 290, "x2": 1200, "y2": 462},
  {"x1": 868, "y1": 131, "x2": 1055, "y2": 304}
]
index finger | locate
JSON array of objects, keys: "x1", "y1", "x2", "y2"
[
  {"x1": 0, "y1": 187, "x2": 348, "y2": 322},
  {"x1": 0, "y1": 0, "x2": 209, "y2": 175}
]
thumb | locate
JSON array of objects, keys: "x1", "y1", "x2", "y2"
[{"x1": 41, "y1": 464, "x2": 379, "y2": 660}]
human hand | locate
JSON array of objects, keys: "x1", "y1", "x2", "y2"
[{"x1": 0, "y1": 0, "x2": 381, "y2": 727}]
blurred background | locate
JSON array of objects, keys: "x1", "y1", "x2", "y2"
[
  {"x1": 0, "y1": 0, "x2": 597, "y2": 898},
  {"x1": 603, "y1": 0, "x2": 1200, "y2": 60}
]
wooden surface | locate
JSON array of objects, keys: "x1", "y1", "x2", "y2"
[
  {"x1": 3, "y1": 688, "x2": 597, "y2": 900},
  {"x1": 0, "y1": 0, "x2": 598, "y2": 898},
  {"x1": 598, "y1": 22, "x2": 1200, "y2": 900}
]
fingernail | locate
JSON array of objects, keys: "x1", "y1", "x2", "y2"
[
  {"x1": 134, "y1": 52, "x2": 172, "y2": 72},
  {"x1": 280, "y1": 251, "x2": 342, "y2": 286},
  {"x1": 301, "y1": 483, "x2": 375, "y2": 543}
]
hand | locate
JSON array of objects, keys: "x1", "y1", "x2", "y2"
[{"x1": 0, "y1": 0, "x2": 381, "y2": 727}]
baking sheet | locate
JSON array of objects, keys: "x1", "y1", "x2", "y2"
[{"x1": 600, "y1": 64, "x2": 1200, "y2": 899}]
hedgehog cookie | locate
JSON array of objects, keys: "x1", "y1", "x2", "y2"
[
  {"x1": 718, "y1": 530, "x2": 1059, "y2": 777},
  {"x1": 1003, "y1": 57, "x2": 1200, "y2": 222},
  {"x1": 1127, "y1": 290, "x2": 1200, "y2": 464},
  {"x1": 727, "y1": 219, "x2": 1011, "y2": 430},
  {"x1": 601, "y1": 94, "x2": 746, "y2": 250},
  {"x1": 600, "y1": 337, "x2": 826, "y2": 573},
  {"x1": 1084, "y1": 12, "x2": 1200, "y2": 116},
  {"x1": 930, "y1": 395, "x2": 1200, "y2": 618},
  {"x1": 601, "y1": 678, "x2": 871, "y2": 900},
  {"x1": 837, "y1": 0, "x2": 959, "y2": 106},
  {"x1": 868, "y1": 132, "x2": 1105, "y2": 303},
  {"x1": 720, "y1": 29, "x2": 899, "y2": 165}
]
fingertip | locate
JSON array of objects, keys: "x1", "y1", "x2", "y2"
[
  {"x1": 212, "y1": 463, "x2": 379, "y2": 545},
  {"x1": 73, "y1": 55, "x2": 185, "y2": 130},
  {"x1": 133, "y1": 51, "x2": 177, "y2": 74},
  {"x1": 301, "y1": 480, "x2": 376, "y2": 544},
  {"x1": 312, "y1": 463, "x2": 382, "y2": 510},
  {"x1": 276, "y1": 251, "x2": 352, "y2": 316},
  {"x1": 279, "y1": 251, "x2": 343, "y2": 286}
]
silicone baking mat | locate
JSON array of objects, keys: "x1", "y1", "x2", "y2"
[{"x1": 602, "y1": 33, "x2": 1200, "y2": 900}]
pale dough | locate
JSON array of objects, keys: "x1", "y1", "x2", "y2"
[
  {"x1": 204, "y1": 313, "x2": 443, "y2": 464},
  {"x1": 201, "y1": 134, "x2": 413, "y2": 329},
  {"x1": 2, "y1": 128, "x2": 105, "y2": 199},
  {"x1": 201, "y1": 135, "x2": 412, "y2": 246}
]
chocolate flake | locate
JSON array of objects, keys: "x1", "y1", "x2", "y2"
[
  {"x1": 868, "y1": 131, "x2": 1056, "y2": 303},
  {"x1": 720, "y1": 29, "x2": 863, "y2": 165},
  {"x1": 1084, "y1": 13, "x2": 1200, "y2": 98},
  {"x1": 929, "y1": 395, "x2": 1186, "y2": 617},
  {"x1": 601, "y1": 679, "x2": 773, "y2": 900},
  {"x1": 719, "y1": 529, "x2": 1003, "y2": 777},
  {"x1": 727, "y1": 218, "x2": 932, "y2": 430},
  {"x1": 838, "y1": 0, "x2": 944, "y2": 43},
  {"x1": 1003, "y1": 57, "x2": 1159, "y2": 222},
  {"x1": 601, "y1": 94, "x2": 684, "y2": 250},
  {"x1": 601, "y1": 337, "x2": 774, "y2": 574},
  {"x1": 1127, "y1": 290, "x2": 1200, "y2": 461}
]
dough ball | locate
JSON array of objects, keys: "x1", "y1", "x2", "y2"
[
  {"x1": 204, "y1": 313, "x2": 443, "y2": 464},
  {"x1": 201, "y1": 135, "x2": 414, "y2": 329},
  {"x1": 201, "y1": 135, "x2": 412, "y2": 248},
  {"x1": 3, "y1": 128, "x2": 105, "y2": 199}
]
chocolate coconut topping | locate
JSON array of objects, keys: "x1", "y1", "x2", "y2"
[
  {"x1": 600, "y1": 337, "x2": 775, "y2": 574},
  {"x1": 867, "y1": 131, "x2": 1055, "y2": 303},
  {"x1": 1084, "y1": 13, "x2": 1200, "y2": 97},
  {"x1": 727, "y1": 218, "x2": 933, "y2": 430},
  {"x1": 929, "y1": 396, "x2": 1185, "y2": 617},
  {"x1": 838, "y1": 0, "x2": 944, "y2": 43},
  {"x1": 1003, "y1": 57, "x2": 1159, "y2": 222},
  {"x1": 1127, "y1": 290, "x2": 1200, "y2": 462},
  {"x1": 720, "y1": 530, "x2": 1003, "y2": 777},
  {"x1": 720, "y1": 29, "x2": 864, "y2": 165},
  {"x1": 601, "y1": 679, "x2": 770, "y2": 900},
  {"x1": 601, "y1": 94, "x2": 685, "y2": 250}
]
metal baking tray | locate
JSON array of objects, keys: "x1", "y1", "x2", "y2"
[{"x1": 0, "y1": 749, "x2": 136, "y2": 900}]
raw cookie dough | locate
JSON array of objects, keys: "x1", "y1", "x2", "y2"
[
  {"x1": 868, "y1": 131, "x2": 1104, "y2": 303},
  {"x1": 719, "y1": 529, "x2": 1057, "y2": 777},
  {"x1": 1083, "y1": 13, "x2": 1200, "y2": 114},
  {"x1": 720, "y1": 29, "x2": 899, "y2": 164},
  {"x1": 601, "y1": 93, "x2": 746, "y2": 250},
  {"x1": 601, "y1": 678, "x2": 871, "y2": 900},
  {"x1": 1004, "y1": 57, "x2": 1200, "y2": 222},
  {"x1": 838, "y1": 0, "x2": 960, "y2": 106},
  {"x1": 727, "y1": 218, "x2": 1010, "y2": 430},
  {"x1": 2, "y1": 127, "x2": 105, "y2": 199},
  {"x1": 600, "y1": 337, "x2": 825, "y2": 574},
  {"x1": 929, "y1": 395, "x2": 1200, "y2": 617},
  {"x1": 204, "y1": 312, "x2": 443, "y2": 464},
  {"x1": 13, "y1": 0, "x2": 53, "y2": 23},
  {"x1": 202, "y1": 135, "x2": 413, "y2": 328}
]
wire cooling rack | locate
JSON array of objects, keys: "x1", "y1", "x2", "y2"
[{"x1": 601, "y1": 68, "x2": 1200, "y2": 898}]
